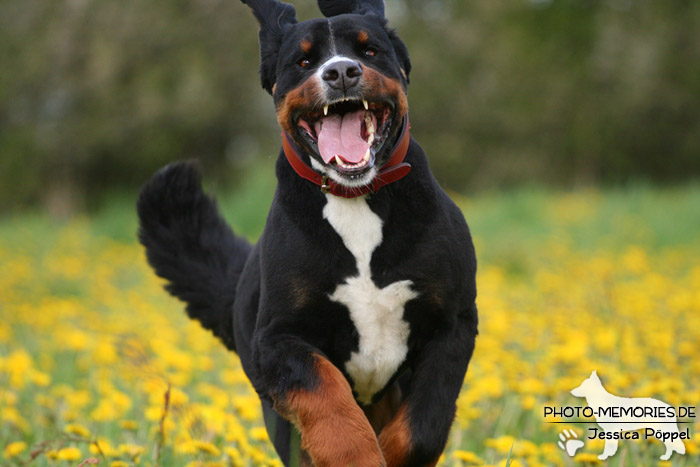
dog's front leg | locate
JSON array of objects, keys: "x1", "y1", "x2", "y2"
[
  {"x1": 598, "y1": 437, "x2": 618, "y2": 460},
  {"x1": 256, "y1": 340, "x2": 385, "y2": 467},
  {"x1": 378, "y1": 310, "x2": 477, "y2": 467}
]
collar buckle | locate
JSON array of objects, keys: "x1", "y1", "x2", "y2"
[{"x1": 320, "y1": 176, "x2": 330, "y2": 194}]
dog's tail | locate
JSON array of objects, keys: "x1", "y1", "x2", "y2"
[{"x1": 137, "y1": 161, "x2": 252, "y2": 351}]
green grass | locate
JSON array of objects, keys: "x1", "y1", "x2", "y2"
[
  {"x1": 2, "y1": 176, "x2": 699, "y2": 466},
  {"x1": 5, "y1": 164, "x2": 698, "y2": 256}
]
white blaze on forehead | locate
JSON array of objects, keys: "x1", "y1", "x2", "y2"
[
  {"x1": 327, "y1": 18, "x2": 338, "y2": 55},
  {"x1": 323, "y1": 195, "x2": 418, "y2": 405}
]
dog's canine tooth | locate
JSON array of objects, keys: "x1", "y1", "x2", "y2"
[
  {"x1": 335, "y1": 155, "x2": 342, "y2": 166},
  {"x1": 363, "y1": 99, "x2": 369, "y2": 110},
  {"x1": 368, "y1": 133, "x2": 375, "y2": 146},
  {"x1": 363, "y1": 148, "x2": 371, "y2": 162},
  {"x1": 364, "y1": 113, "x2": 374, "y2": 134},
  {"x1": 323, "y1": 105, "x2": 329, "y2": 116}
]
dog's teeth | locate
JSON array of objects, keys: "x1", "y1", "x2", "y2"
[
  {"x1": 323, "y1": 105, "x2": 329, "y2": 116},
  {"x1": 368, "y1": 133, "x2": 375, "y2": 145},
  {"x1": 335, "y1": 155, "x2": 342, "y2": 166},
  {"x1": 364, "y1": 113, "x2": 375, "y2": 135},
  {"x1": 363, "y1": 100, "x2": 369, "y2": 110},
  {"x1": 364, "y1": 149, "x2": 371, "y2": 162}
]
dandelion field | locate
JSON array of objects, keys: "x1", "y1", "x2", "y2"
[{"x1": 2, "y1": 177, "x2": 700, "y2": 467}]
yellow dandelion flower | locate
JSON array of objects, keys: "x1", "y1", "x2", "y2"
[
  {"x1": 250, "y1": 426, "x2": 269, "y2": 442},
  {"x1": 3, "y1": 441, "x2": 27, "y2": 459},
  {"x1": 485, "y1": 435, "x2": 516, "y2": 455},
  {"x1": 5, "y1": 350, "x2": 32, "y2": 389},
  {"x1": 245, "y1": 445, "x2": 266, "y2": 463},
  {"x1": 1, "y1": 391, "x2": 18, "y2": 405},
  {"x1": 119, "y1": 419, "x2": 139, "y2": 430},
  {"x1": 185, "y1": 462, "x2": 226, "y2": 467},
  {"x1": 521, "y1": 395, "x2": 536, "y2": 410},
  {"x1": 512, "y1": 440, "x2": 538, "y2": 457},
  {"x1": 65, "y1": 423, "x2": 91, "y2": 438},
  {"x1": 144, "y1": 405, "x2": 164, "y2": 421},
  {"x1": 90, "y1": 401, "x2": 118, "y2": 421},
  {"x1": 168, "y1": 387, "x2": 190, "y2": 406},
  {"x1": 452, "y1": 449, "x2": 484, "y2": 464},
  {"x1": 93, "y1": 340, "x2": 118, "y2": 364},
  {"x1": 110, "y1": 461, "x2": 129, "y2": 467},
  {"x1": 65, "y1": 389, "x2": 91, "y2": 409},
  {"x1": 192, "y1": 440, "x2": 221, "y2": 456},
  {"x1": 0, "y1": 322, "x2": 11, "y2": 343},
  {"x1": 220, "y1": 368, "x2": 250, "y2": 386},
  {"x1": 56, "y1": 446, "x2": 82, "y2": 461},
  {"x1": 53, "y1": 327, "x2": 89, "y2": 351},
  {"x1": 573, "y1": 452, "x2": 602, "y2": 464},
  {"x1": 35, "y1": 394, "x2": 54, "y2": 409},
  {"x1": 29, "y1": 370, "x2": 51, "y2": 387},
  {"x1": 225, "y1": 446, "x2": 244, "y2": 467},
  {"x1": 233, "y1": 395, "x2": 262, "y2": 421},
  {"x1": 175, "y1": 440, "x2": 196, "y2": 455},
  {"x1": 110, "y1": 390, "x2": 132, "y2": 411},
  {"x1": 1, "y1": 406, "x2": 29, "y2": 431},
  {"x1": 90, "y1": 439, "x2": 118, "y2": 457},
  {"x1": 119, "y1": 444, "x2": 145, "y2": 458}
]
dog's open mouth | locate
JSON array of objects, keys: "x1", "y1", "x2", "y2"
[{"x1": 295, "y1": 99, "x2": 393, "y2": 175}]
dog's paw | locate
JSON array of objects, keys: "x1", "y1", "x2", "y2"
[{"x1": 557, "y1": 429, "x2": 584, "y2": 457}]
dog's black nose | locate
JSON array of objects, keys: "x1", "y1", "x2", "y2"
[{"x1": 321, "y1": 59, "x2": 363, "y2": 91}]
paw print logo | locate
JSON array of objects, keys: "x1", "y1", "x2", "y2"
[{"x1": 558, "y1": 429, "x2": 584, "y2": 457}]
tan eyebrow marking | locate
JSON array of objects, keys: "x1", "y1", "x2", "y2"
[
  {"x1": 301, "y1": 39, "x2": 313, "y2": 54},
  {"x1": 358, "y1": 30, "x2": 369, "y2": 44}
]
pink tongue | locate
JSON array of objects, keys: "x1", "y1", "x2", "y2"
[{"x1": 315, "y1": 110, "x2": 371, "y2": 164}]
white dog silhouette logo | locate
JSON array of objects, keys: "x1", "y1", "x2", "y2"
[{"x1": 570, "y1": 370, "x2": 687, "y2": 460}]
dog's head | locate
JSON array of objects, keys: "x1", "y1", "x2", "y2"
[
  {"x1": 570, "y1": 370, "x2": 602, "y2": 398},
  {"x1": 241, "y1": 0, "x2": 411, "y2": 187}
]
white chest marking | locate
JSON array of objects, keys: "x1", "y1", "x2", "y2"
[{"x1": 323, "y1": 195, "x2": 418, "y2": 405}]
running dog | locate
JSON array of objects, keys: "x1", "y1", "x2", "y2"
[
  {"x1": 571, "y1": 371, "x2": 686, "y2": 461},
  {"x1": 138, "y1": 1, "x2": 478, "y2": 465}
]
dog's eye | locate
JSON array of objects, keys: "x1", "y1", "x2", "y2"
[
  {"x1": 364, "y1": 47, "x2": 377, "y2": 57},
  {"x1": 299, "y1": 58, "x2": 311, "y2": 68}
]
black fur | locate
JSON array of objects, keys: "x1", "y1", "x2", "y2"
[
  {"x1": 243, "y1": 0, "x2": 298, "y2": 94},
  {"x1": 317, "y1": 0, "x2": 385, "y2": 18},
  {"x1": 137, "y1": 161, "x2": 251, "y2": 351},
  {"x1": 138, "y1": 1, "x2": 477, "y2": 465}
]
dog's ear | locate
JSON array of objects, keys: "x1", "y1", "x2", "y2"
[
  {"x1": 317, "y1": 0, "x2": 385, "y2": 18},
  {"x1": 387, "y1": 29, "x2": 411, "y2": 83},
  {"x1": 241, "y1": 0, "x2": 298, "y2": 94}
]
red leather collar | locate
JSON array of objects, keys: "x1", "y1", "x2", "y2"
[{"x1": 282, "y1": 115, "x2": 412, "y2": 198}]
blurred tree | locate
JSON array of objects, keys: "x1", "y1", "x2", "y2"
[{"x1": 0, "y1": 0, "x2": 698, "y2": 213}]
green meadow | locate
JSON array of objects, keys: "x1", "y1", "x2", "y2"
[{"x1": 2, "y1": 179, "x2": 700, "y2": 466}]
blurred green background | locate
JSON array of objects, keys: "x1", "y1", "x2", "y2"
[{"x1": 1, "y1": 0, "x2": 699, "y2": 215}]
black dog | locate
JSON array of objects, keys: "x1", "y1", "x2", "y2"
[{"x1": 138, "y1": 1, "x2": 477, "y2": 465}]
